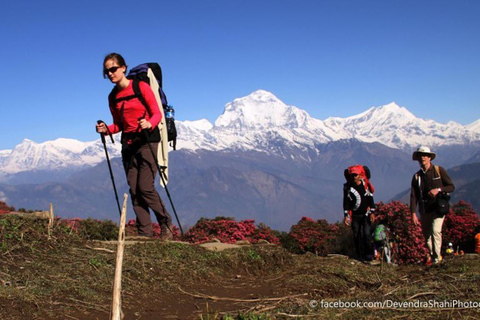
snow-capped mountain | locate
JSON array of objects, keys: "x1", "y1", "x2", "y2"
[
  {"x1": 467, "y1": 118, "x2": 480, "y2": 132},
  {"x1": 209, "y1": 90, "x2": 340, "y2": 151},
  {"x1": 1, "y1": 89, "x2": 479, "y2": 177},
  {"x1": 0, "y1": 137, "x2": 121, "y2": 176},
  {"x1": 178, "y1": 90, "x2": 480, "y2": 152},
  {"x1": 324, "y1": 103, "x2": 477, "y2": 149}
]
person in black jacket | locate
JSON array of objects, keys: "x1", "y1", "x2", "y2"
[
  {"x1": 410, "y1": 146, "x2": 455, "y2": 265},
  {"x1": 343, "y1": 166, "x2": 376, "y2": 262}
]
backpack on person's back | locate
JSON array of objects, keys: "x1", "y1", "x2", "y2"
[
  {"x1": 109, "y1": 62, "x2": 177, "y2": 150},
  {"x1": 127, "y1": 63, "x2": 177, "y2": 150},
  {"x1": 344, "y1": 164, "x2": 375, "y2": 194},
  {"x1": 108, "y1": 62, "x2": 177, "y2": 185}
]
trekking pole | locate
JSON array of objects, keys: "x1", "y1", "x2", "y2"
[
  {"x1": 140, "y1": 124, "x2": 184, "y2": 236},
  {"x1": 97, "y1": 120, "x2": 122, "y2": 216}
]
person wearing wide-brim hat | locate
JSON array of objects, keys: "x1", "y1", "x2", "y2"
[
  {"x1": 412, "y1": 146, "x2": 436, "y2": 161},
  {"x1": 410, "y1": 146, "x2": 455, "y2": 265}
]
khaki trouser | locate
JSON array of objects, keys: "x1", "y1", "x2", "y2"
[
  {"x1": 420, "y1": 210, "x2": 445, "y2": 262},
  {"x1": 124, "y1": 142, "x2": 172, "y2": 237}
]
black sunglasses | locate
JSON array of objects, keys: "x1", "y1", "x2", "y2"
[{"x1": 103, "y1": 66, "x2": 122, "y2": 75}]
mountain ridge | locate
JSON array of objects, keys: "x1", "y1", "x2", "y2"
[{"x1": 1, "y1": 89, "x2": 479, "y2": 178}]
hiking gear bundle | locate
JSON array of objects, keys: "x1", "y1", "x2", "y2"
[
  {"x1": 373, "y1": 224, "x2": 387, "y2": 242},
  {"x1": 128, "y1": 63, "x2": 177, "y2": 150},
  {"x1": 97, "y1": 120, "x2": 122, "y2": 216},
  {"x1": 372, "y1": 223, "x2": 396, "y2": 265}
]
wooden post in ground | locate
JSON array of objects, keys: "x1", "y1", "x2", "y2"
[
  {"x1": 111, "y1": 193, "x2": 128, "y2": 320},
  {"x1": 48, "y1": 203, "x2": 54, "y2": 240}
]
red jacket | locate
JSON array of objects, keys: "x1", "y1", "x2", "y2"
[{"x1": 107, "y1": 80, "x2": 162, "y2": 134}]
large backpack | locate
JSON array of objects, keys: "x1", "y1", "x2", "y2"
[
  {"x1": 127, "y1": 63, "x2": 177, "y2": 150},
  {"x1": 344, "y1": 164, "x2": 375, "y2": 193}
]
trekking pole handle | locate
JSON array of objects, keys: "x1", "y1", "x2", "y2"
[
  {"x1": 97, "y1": 120, "x2": 106, "y2": 144},
  {"x1": 97, "y1": 120, "x2": 114, "y2": 144}
]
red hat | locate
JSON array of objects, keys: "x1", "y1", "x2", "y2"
[{"x1": 348, "y1": 166, "x2": 363, "y2": 175}]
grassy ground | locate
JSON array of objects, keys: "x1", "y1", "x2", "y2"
[{"x1": 0, "y1": 215, "x2": 479, "y2": 319}]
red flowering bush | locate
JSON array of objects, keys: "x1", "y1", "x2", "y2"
[
  {"x1": 60, "y1": 217, "x2": 81, "y2": 231},
  {"x1": 374, "y1": 201, "x2": 428, "y2": 265},
  {"x1": 287, "y1": 217, "x2": 340, "y2": 256},
  {"x1": 183, "y1": 217, "x2": 279, "y2": 244},
  {"x1": 0, "y1": 201, "x2": 14, "y2": 214},
  {"x1": 252, "y1": 223, "x2": 280, "y2": 245},
  {"x1": 443, "y1": 201, "x2": 480, "y2": 253}
]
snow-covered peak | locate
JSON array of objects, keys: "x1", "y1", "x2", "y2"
[
  {"x1": 467, "y1": 119, "x2": 480, "y2": 132},
  {"x1": 344, "y1": 102, "x2": 416, "y2": 125},
  {"x1": 0, "y1": 149, "x2": 12, "y2": 157},
  {"x1": 0, "y1": 137, "x2": 120, "y2": 175},
  {"x1": 48, "y1": 138, "x2": 97, "y2": 153},
  {"x1": 180, "y1": 119, "x2": 213, "y2": 131},
  {"x1": 214, "y1": 90, "x2": 305, "y2": 130}
]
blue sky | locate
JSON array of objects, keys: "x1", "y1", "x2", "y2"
[{"x1": 1, "y1": 0, "x2": 479, "y2": 150}]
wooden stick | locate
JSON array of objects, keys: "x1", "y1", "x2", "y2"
[
  {"x1": 85, "y1": 245, "x2": 115, "y2": 253},
  {"x1": 111, "y1": 193, "x2": 128, "y2": 320},
  {"x1": 48, "y1": 203, "x2": 54, "y2": 240},
  {"x1": 178, "y1": 286, "x2": 307, "y2": 302},
  {"x1": 406, "y1": 292, "x2": 436, "y2": 300}
]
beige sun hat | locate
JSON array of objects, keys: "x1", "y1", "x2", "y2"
[{"x1": 412, "y1": 146, "x2": 436, "y2": 161}]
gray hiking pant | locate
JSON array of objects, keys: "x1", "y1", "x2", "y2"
[{"x1": 124, "y1": 142, "x2": 172, "y2": 237}]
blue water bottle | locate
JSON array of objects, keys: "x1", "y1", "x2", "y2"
[{"x1": 166, "y1": 105, "x2": 175, "y2": 119}]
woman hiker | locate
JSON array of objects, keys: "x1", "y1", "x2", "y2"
[{"x1": 96, "y1": 53, "x2": 174, "y2": 240}]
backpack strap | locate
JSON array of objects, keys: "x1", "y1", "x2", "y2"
[
  {"x1": 434, "y1": 165, "x2": 441, "y2": 179},
  {"x1": 131, "y1": 79, "x2": 148, "y2": 109},
  {"x1": 110, "y1": 79, "x2": 149, "y2": 116},
  {"x1": 108, "y1": 87, "x2": 127, "y2": 132},
  {"x1": 109, "y1": 83, "x2": 139, "y2": 104}
]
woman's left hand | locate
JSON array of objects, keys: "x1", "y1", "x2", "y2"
[{"x1": 138, "y1": 119, "x2": 152, "y2": 130}]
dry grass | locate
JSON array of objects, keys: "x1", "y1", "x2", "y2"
[{"x1": 0, "y1": 215, "x2": 479, "y2": 319}]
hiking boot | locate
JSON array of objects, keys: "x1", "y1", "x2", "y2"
[
  {"x1": 433, "y1": 256, "x2": 443, "y2": 265},
  {"x1": 369, "y1": 260, "x2": 381, "y2": 266},
  {"x1": 160, "y1": 224, "x2": 174, "y2": 241},
  {"x1": 425, "y1": 255, "x2": 432, "y2": 267}
]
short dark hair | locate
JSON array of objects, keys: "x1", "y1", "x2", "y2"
[{"x1": 103, "y1": 53, "x2": 127, "y2": 78}]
